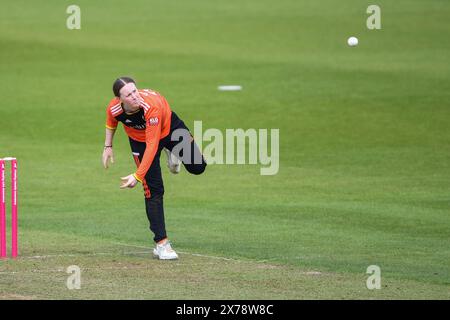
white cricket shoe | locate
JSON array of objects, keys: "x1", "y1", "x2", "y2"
[
  {"x1": 164, "y1": 148, "x2": 181, "y2": 174},
  {"x1": 153, "y1": 240, "x2": 179, "y2": 260}
]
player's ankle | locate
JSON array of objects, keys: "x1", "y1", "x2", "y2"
[{"x1": 157, "y1": 238, "x2": 168, "y2": 245}]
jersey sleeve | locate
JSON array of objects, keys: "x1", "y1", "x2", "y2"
[
  {"x1": 134, "y1": 106, "x2": 163, "y2": 182},
  {"x1": 106, "y1": 107, "x2": 118, "y2": 130}
]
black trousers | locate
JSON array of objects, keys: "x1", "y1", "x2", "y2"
[{"x1": 129, "y1": 112, "x2": 207, "y2": 242}]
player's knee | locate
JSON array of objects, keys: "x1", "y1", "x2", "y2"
[
  {"x1": 196, "y1": 162, "x2": 206, "y2": 175},
  {"x1": 186, "y1": 162, "x2": 206, "y2": 175}
]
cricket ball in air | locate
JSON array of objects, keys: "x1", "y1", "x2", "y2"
[{"x1": 347, "y1": 36, "x2": 358, "y2": 47}]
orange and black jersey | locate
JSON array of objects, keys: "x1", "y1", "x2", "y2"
[{"x1": 105, "y1": 89, "x2": 172, "y2": 181}]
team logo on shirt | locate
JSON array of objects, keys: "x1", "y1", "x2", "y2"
[{"x1": 148, "y1": 117, "x2": 159, "y2": 126}]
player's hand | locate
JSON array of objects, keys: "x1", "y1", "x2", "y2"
[
  {"x1": 102, "y1": 147, "x2": 114, "y2": 169},
  {"x1": 120, "y1": 174, "x2": 138, "y2": 189}
]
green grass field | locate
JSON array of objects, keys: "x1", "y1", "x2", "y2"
[{"x1": 1, "y1": 0, "x2": 449, "y2": 299}]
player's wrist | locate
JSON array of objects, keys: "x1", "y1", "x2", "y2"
[
  {"x1": 133, "y1": 173, "x2": 142, "y2": 183},
  {"x1": 104, "y1": 145, "x2": 113, "y2": 148}
]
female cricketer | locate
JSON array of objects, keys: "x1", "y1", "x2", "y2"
[{"x1": 102, "y1": 77, "x2": 207, "y2": 260}]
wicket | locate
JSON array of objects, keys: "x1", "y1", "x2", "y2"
[{"x1": 0, "y1": 157, "x2": 18, "y2": 259}]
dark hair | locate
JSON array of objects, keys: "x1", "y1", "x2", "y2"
[{"x1": 112, "y1": 77, "x2": 136, "y2": 97}]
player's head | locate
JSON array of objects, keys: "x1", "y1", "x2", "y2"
[{"x1": 113, "y1": 77, "x2": 141, "y2": 108}]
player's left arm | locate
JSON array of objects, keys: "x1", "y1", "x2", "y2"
[{"x1": 120, "y1": 106, "x2": 162, "y2": 189}]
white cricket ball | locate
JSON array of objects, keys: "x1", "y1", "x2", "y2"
[{"x1": 347, "y1": 36, "x2": 358, "y2": 47}]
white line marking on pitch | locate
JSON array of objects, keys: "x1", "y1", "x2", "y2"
[
  {"x1": 217, "y1": 85, "x2": 242, "y2": 91},
  {"x1": 111, "y1": 243, "x2": 322, "y2": 274},
  {"x1": 20, "y1": 252, "x2": 114, "y2": 259},
  {"x1": 112, "y1": 242, "x2": 243, "y2": 262},
  {"x1": 8, "y1": 243, "x2": 321, "y2": 275},
  {"x1": 16, "y1": 245, "x2": 240, "y2": 263}
]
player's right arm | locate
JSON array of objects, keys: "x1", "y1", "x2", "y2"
[
  {"x1": 103, "y1": 103, "x2": 119, "y2": 169},
  {"x1": 103, "y1": 128, "x2": 116, "y2": 168}
]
